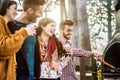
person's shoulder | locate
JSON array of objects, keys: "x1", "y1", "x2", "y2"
[
  {"x1": 14, "y1": 20, "x2": 22, "y2": 24},
  {"x1": 0, "y1": 15, "x2": 3, "y2": 18},
  {"x1": 0, "y1": 15, "x2": 5, "y2": 22},
  {"x1": 0, "y1": 15, "x2": 6, "y2": 26},
  {"x1": 14, "y1": 20, "x2": 26, "y2": 28}
]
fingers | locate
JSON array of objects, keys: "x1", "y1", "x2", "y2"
[
  {"x1": 93, "y1": 53, "x2": 104, "y2": 62},
  {"x1": 65, "y1": 47, "x2": 72, "y2": 54},
  {"x1": 25, "y1": 26, "x2": 36, "y2": 36},
  {"x1": 25, "y1": 23, "x2": 37, "y2": 36},
  {"x1": 96, "y1": 55, "x2": 104, "y2": 62},
  {"x1": 31, "y1": 26, "x2": 36, "y2": 35},
  {"x1": 65, "y1": 56, "x2": 71, "y2": 62},
  {"x1": 50, "y1": 61, "x2": 59, "y2": 71}
]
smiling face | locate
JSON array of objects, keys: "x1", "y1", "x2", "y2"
[
  {"x1": 28, "y1": 5, "x2": 44, "y2": 23},
  {"x1": 62, "y1": 25, "x2": 73, "y2": 40},
  {"x1": 59, "y1": 20, "x2": 74, "y2": 40},
  {"x1": 37, "y1": 18, "x2": 56, "y2": 39},
  {"x1": 6, "y1": 4, "x2": 17, "y2": 21},
  {"x1": 23, "y1": 0, "x2": 45, "y2": 23},
  {"x1": 42, "y1": 22, "x2": 56, "y2": 38}
]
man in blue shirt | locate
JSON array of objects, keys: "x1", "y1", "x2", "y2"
[{"x1": 14, "y1": 0, "x2": 45, "y2": 80}]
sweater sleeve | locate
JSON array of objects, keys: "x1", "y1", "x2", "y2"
[
  {"x1": 72, "y1": 48, "x2": 91, "y2": 57},
  {"x1": 0, "y1": 24, "x2": 28, "y2": 58}
]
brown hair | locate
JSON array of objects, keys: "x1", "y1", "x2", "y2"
[
  {"x1": 37, "y1": 18, "x2": 66, "y2": 57},
  {"x1": 37, "y1": 18, "x2": 55, "y2": 36},
  {"x1": 59, "y1": 20, "x2": 73, "y2": 30},
  {"x1": 34, "y1": 18, "x2": 66, "y2": 78},
  {"x1": 23, "y1": 0, "x2": 45, "y2": 11}
]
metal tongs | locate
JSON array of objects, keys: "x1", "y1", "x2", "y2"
[{"x1": 101, "y1": 60, "x2": 120, "y2": 73}]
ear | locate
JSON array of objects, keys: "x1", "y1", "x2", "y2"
[{"x1": 27, "y1": 8, "x2": 34, "y2": 14}]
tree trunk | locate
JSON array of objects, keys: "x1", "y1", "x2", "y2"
[
  {"x1": 76, "y1": 0, "x2": 97, "y2": 80},
  {"x1": 106, "y1": 0, "x2": 112, "y2": 42},
  {"x1": 67, "y1": 0, "x2": 79, "y2": 48},
  {"x1": 67, "y1": 1, "x2": 80, "y2": 78},
  {"x1": 116, "y1": 6, "x2": 120, "y2": 30},
  {"x1": 60, "y1": 0, "x2": 67, "y2": 20}
]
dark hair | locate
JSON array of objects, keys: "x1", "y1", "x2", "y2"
[
  {"x1": 59, "y1": 20, "x2": 73, "y2": 30},
  {"x1": 37, "y1": 18, "x2": 66, "y2": 57},
  {"x1": 53, "y1": 34, "x2": 66, "y2": 57},
  {"x1": 23, "y1": 0, "x2": 45, "y2": 11},
  {"x1": 0, "y1": 0, "x2": 17, "y2": 16},
  {"x1": 115, "y1": 0, "x2": 120, "y2": 12}
]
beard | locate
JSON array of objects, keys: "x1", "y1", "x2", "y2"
[
  {"x1": 28, "y1": 14, "x2": 37, "y2": 23},
  {"x1": 30, "y1": 18, "x2": 37, "y2": 23},
  {"x1": 63, "y1": 32, "x2": 70, "y2": 40}
]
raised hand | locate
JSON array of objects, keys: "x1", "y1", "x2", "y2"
[
  {"x1": 49, "y1": 60, "x2": 59, "y2": 71},
  {"x1": 25, "y1": 26, "x2": 36, "y2": 36},
  {"x1": 93, "y1": 52, "x2": 104, "y2": 62}
]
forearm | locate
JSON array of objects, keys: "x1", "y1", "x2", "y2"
[
  {"x1": 72, "y1": 48, "x2": 91, "y2": 57},
  {"x1": 0, "y1": 28, "x2": 28, "y2": 57}
]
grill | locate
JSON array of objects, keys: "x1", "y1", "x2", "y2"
[{"x1": 102, "y1": 31, "x2": 120, "y2": 79}]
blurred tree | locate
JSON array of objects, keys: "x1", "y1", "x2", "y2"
[
  {"x1": 115, "y1": 0, "x2": 120, "y2": 30},
  {"x1": 87, "y1": 0, "x2": 115, "y2": 51},
  {"x1": 67, "y1": 0, "x2": 115, "y2": 80},
  {"x1": 75, "y1": 0, "x2": 95, "y2": 80}
]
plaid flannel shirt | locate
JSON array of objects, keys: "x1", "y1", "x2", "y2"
[{"x1": 58, "y1": 35, "x2": 91, "y2": 80}]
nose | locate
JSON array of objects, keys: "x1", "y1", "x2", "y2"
[
  {"x1": 15, "y1": 10, "x2": 18, "y2": 15},
  {"x1": 15, "y1": 12, "x2": 18, "y2": 16},
  {"x1": 53, "y1": 29, "x2": 56, "y2": 33},
  {"x1": 53, "y1": 27, "x2": 56, "y2": 31},
  {"x1": 69, "y1": 31, "x2": 72, "y2": 35}
]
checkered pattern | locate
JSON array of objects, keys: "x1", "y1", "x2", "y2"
[{"x1": 58, "y1": 35, "x2": 91, "y2": 80}]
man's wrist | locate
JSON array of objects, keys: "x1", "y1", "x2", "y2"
[{"x1": 90, "y1": 52, "x2": 94, "y2": 57}]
